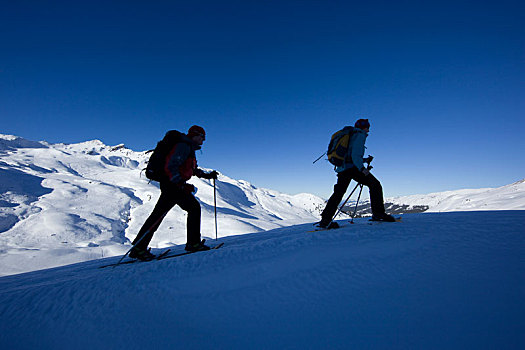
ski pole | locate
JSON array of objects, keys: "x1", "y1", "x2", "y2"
[
  {"x1": 350, "y1": 184, "x2": 364, "y2": 224},
  {"x1": 329, "y1": 181, "x2": 361, "y2": 225},
  {"x1": 348, "y1": 162, "x2": 373, "y2": 224},
  {"x1": 213, "y1": 178, "x2": 218, "y2": 241},
  {"x1": 312, "y1": 151, "x2": 326, "y2": 164},
  {"x1": 329, "y1": 161, "x2": 373, "y2": 225}
]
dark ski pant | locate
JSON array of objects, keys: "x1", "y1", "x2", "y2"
[
  {"x1": 321, "y1": 167, "x2": 387, "y2": 224},
  {"x1": 132, "y1": 181, "x2": 201, "y2": 251}
]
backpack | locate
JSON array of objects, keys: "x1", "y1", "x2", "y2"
[
  {"x1": 145, "y1": 130, "x2": 186, "y2": 182},
  {"x1": 327, "y1": 126, "x2": 355, "y2": 167}
]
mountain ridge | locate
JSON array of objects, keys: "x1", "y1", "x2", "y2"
[{"x1": 344, "y1": 179, "x2": 525, "y2": 217}]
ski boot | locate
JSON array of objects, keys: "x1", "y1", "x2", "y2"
[
  {"x1": 129, "y1": 247, "x2": 156, "y2": 261},
  {"x1": 185, "y1": 239, "x2": 211, "y2": 252},
  {"x1": 316, "y1": 221, "x2": 340, "y2": 229},
  {"x1": 370, "y1": 213, "x2": 397, "y2": 222}
]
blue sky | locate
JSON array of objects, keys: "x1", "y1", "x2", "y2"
[{"x1": 1, "y1": 0, "x2": 524, "y2": 198}]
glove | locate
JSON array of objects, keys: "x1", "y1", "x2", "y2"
[
  {"x1": 202, "y1": 170, "x2": 219, "y2": 180},
  {"x1": 364, "y1": 155, "x2": 374, "y2": 164},
  {"x1": 183, "y1": 184, "x2": 197, "y2": 195}
]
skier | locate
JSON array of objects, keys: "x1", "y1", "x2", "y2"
[
  {"x1": 318, "y1": 119, "x2": 395, "y2": 228},
  {"x1": 130, "y1": 125, "x2": 219, "y2": 261}
]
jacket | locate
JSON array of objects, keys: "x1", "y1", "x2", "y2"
[{"x1": 335, "y1": 128, "x2": 368, "y2": 173}]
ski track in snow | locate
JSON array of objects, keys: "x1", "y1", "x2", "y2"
[{"x1": 1, "y1": 211, "x2": 524, "y2": 349}]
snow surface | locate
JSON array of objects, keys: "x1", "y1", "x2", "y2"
[{"x1": 1, "y1": 211, "x2": 524, "y2": 350}]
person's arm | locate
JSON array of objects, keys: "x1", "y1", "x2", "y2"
[{"x1": 195, "y1": 168, "x2": 219, "y2": 179}]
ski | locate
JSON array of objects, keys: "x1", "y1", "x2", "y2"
[
  {"x1": 156, "y1": 242, "x2": 224, "y2": 261},
  {"x1": 155, "y1": 248, "x2": 173, "y2": 259},
  {"x1": 307, "y1": 224, "x2": 343, "y2": 233},
  {"x1": 308, "y1": 217, "x2": 402, "y2": 232},
  {"x1": 99, "y1": 243, "x2": 224, "y2": 269},
  {"x1": 308, "y1": 227, "x2": 343, "y2": 232},
  {"x1": 367, "y1": 217, "x2": 402, "y2": 224},
  {"x1": 99, "y1": 248, "x2": 172, "y2": 269}
]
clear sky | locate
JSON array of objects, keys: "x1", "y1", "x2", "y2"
[{"x1": 1, "y1": 0, "x2": 524, "y2": 199}]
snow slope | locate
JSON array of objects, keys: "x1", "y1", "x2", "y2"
[
  {"x1": 0, "y1": 211, "x2": 523, "y2": 350},
  {"x1": 0, "y1": 134, "x2": 326, "y2": 276},
  {"x1": 387, "y1": 179, "x2": 525, "y2": 212},
  {"x1": 345, "y1": 179, "x2": 525, "y2": 217}
]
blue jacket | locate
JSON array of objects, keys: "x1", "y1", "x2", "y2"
[{"x1": 335, "y1": 128, "x2": 368, "y2": 173}]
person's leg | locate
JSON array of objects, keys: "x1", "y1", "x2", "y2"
[
  {"x1": 349, "y1": 169, "x2": 387, "y2": 217},
  {"x1": 367, "y1": 175, "x2": 387, "y2": 217},
  {"x1": 320, "y1": 170, "x2": 352, "y2": 226},
  {"x1": 176, "y1": 191, "x2": 202, "y2": 246},
  {"x1": 132, "y1": 182, "x2": 177, "y2": 251}
]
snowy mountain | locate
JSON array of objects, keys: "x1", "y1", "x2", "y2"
[
  {"x1": 345, "y1": 180, "x2": 525, "y2": 217},
  {"x1": 388, "y1": 179, "x2": 525, "y2": 212},
  {"x1": 0, "y1": 134, "x2": 325, "y2": 276},
  {"x1": 1, "y1": 211, "x2": 524, "y2": 349}
]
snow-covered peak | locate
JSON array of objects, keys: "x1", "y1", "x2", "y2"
[{"x1": 0, "y1": 134, "x2": 47, "y2": 150}]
